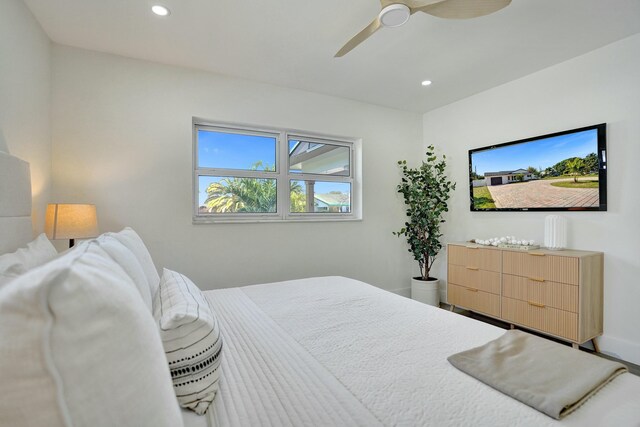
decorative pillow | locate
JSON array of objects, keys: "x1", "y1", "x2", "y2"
[
  {"x1": 108, "y1": 227, "x2": 160, "y2": 300},
  {"x1": 0, "y1": 233, "x2": 57, "y2": 286},
  {"x1": 90, "y1": 235, "x2": 153, "y2": 310},
  {"x1": 0, "y1": 244, "x2": 184, "y2": 427},
  {"x1": 154, "y1": 268, "x2": 223, "y2": 415}
]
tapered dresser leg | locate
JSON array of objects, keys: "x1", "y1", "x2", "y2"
[
  {"x1": 510, "y1": 324, "x2": 515, "y2": 330},
  {"x1": 592, "y1": 338, "x2": 600, "y2": 353},
  {"x1": 572, "y1": 343, "x2": 579, "y2": 350},
  {"x1": 449, "y1": 305, "x2": 455, "y2": 312}
]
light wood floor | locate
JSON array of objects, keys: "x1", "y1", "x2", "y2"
[{"x1": 443, "y1": 304, "x2": 640, "y2": 376}]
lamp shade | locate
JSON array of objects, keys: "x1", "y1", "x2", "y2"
[{"x1": 45, "y1": 204, "x2": 98, "y2": 240}]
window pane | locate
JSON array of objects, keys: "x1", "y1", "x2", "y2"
[
  {"x1": 198, "y1": 129, "x2": 276, "y2": 171},
  {"x1": 199, "y1": 176, "x2": 277, "y2": 214},
  {"x1": 289, "y1": 140, "x2": 350, "y2": 176},
  {"x1": 290, "y1": 180, "x2": 351, "y2": 213}
]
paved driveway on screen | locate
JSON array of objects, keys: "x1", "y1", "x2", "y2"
[{"x1": 487, "y1": 178, "x2": 599, "y2": 208}]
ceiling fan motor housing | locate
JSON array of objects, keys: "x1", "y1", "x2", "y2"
[{"x1": 379, "y1": 4, "x2": 411, "y2": 27}]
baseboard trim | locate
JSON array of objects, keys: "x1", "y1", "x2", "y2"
[{"x1": 598, "y1": 335, "x2": 640, "y2": 366}]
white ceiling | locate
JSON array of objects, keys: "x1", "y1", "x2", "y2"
[{"x1": 23, "y1": 0, "x2": 640, "y2": 113}]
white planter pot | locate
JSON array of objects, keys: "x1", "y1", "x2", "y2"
[{"x1": 411, "y1": 277, "x2": 440, "y2": 307}]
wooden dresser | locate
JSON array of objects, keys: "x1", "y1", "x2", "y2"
[{"x1": 447, "y1": 242, "x2": 603, "y2": 348}]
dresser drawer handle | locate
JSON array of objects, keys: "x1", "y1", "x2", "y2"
[
  {"x1": 529, "y1": 252, "x2": 546, "y2": 257},
  {"x1": 466, "y1": 246, "x2": 479, "y2": 249},
  {"x1": 466, "y1": 288, "x2": 479, "y2": 292},
  {"x1": 528, "y1": 301, "x2": 546, "y2": 308},
  {"x1": 466, "y1": 266, "x2": 479, "y2": 271},
  {"x1": 528, "y1": 277, "x2": 545, "y2": 283}
]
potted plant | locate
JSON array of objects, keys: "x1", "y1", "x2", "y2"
[{"x1": 394, "y1": 145, "x2": 456, "y2": 306}]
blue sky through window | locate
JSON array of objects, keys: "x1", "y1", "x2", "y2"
[
  {"x1": 198, "y1": 130, "x2": 276, "y2": 170},
  {"x1": 471, "y1": 129, "x2": 598, "y2": 175},
  {"x1": 313, "y1": 181, "x2": 349, "y2": 194}
]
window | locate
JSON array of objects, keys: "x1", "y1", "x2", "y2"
[{"x1": 194, "y1": 120, "x2": 360, "y2": 222}]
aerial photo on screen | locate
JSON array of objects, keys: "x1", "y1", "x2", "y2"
[{"x1": 470, "y1": 129, "x2": 600, "y2": 209}]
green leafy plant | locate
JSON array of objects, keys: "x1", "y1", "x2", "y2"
[
  {"x1": 204, "y1": 161, "x2": 305, "y2": 213},
  {"x1": 394, "y1": 145, "x2": 456, "y2": 281}
]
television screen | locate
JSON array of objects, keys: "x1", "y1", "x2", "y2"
[{"x1": 469, "y1": 124, "x2": 607, "y2": 211}]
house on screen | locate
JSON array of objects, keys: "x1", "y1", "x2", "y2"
[{"x1": 484, "y1": 169, "x2": 535, "y2": 186}]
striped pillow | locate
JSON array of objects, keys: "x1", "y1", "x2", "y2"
[{"x1": 154, "y1": 268, "x2": 223, "y2": 415}]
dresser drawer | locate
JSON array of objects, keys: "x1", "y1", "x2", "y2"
[
  {"x1": 448, "y1": 283, "x2": 500, "y2": 318},
  {"x1": 448, "y1": 264, "x2": 500, "y2": 295},
  {"x1": 502, "y1": 251, "x2": 579, "y2": 285},
  {"x1": 502, "y1": 274, "x2": 578, "y2": 312},
  {"x1": 448, "y1": 245, "x2": 501, "y2": 272},
  {"x1": 502, "y1": 297, "x2": 578, "y2": 341}
]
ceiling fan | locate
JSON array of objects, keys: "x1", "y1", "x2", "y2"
[{"x1": 335, "y1": 0, "x2": 512, "y2": 57}]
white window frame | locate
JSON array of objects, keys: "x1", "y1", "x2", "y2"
[{"x1": 193, "y1": 118, "x2": 362, "y2": 223}]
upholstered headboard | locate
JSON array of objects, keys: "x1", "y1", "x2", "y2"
[{"x1": 0, "y1": 151, "x2": 33, "y2": 254}]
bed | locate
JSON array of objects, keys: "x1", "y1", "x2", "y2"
[
  {"x1": 183, "y1": 277, "x2": 640, "y2": 427},
  {"x1": 2, "y1": 150, "x2": 640, "y2": 427}
]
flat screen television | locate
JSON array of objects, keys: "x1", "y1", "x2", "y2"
[{"x1": 469, "y1": 124, "x2": 607, "y2": 211}]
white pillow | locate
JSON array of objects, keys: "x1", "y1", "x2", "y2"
[
  {"x1": 0, "y1": 233, "x2": 57, "y2": 286},
  {"x1": 0, "y1": 243, "x2": 184, "y2": 427},
  {"x1": 90, "y1": 235, "x2": 153, "y2": 310},
  {"x1": 154, "y1": 268, "x2": 223, "y2": 415},
  {"x1": 109, "y1": 227, "x2": 160, "y2": 299}
]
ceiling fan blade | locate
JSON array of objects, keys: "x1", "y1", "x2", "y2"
[
  {"x1": 402, "y1": 0, "x2": 447, "y2": 9},
  {"x1": 381, "y1": 0, "x2": 446, "y2": 8},
  {"x1": 417, "y1": 0, "x2": 511, "y2": 19},
  {"x1": 335, "y1": 18, "x2": 382, "y2": 57}
]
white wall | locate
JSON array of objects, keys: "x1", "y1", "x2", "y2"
[
  {"x1": 51, "y1": 45, "x2": 422, "y2": 294},
  {"x1": 424, "y1": 34, "x2": 640, "y2": 364},
  {"x1": 0, "y1": 0, "x2": 51, "y2": 233}
]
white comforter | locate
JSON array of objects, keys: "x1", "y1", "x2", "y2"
[{"x1": 183, "y1": 277, "x2": 640, "y2": 427}]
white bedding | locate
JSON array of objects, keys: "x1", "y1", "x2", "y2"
[
  {"x1": 189, "y1": 282, "x2": 382, "y2": 427},
  {"x1": 184, "y1": 277, "x2": 640, "y2": 427}
]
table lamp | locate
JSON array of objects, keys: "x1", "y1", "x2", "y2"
[{"x1": 45, "y1": 204, "x2": 98, "y2": 248}]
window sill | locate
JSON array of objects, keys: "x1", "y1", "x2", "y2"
[{"x1": 192, "y1": 216, "x2": 363, "y2": 224}]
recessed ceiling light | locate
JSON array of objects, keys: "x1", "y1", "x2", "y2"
[
  {"x1": 151, "y1": 5, "x2": 170, "y2": 16},
  {"x1": 421, "y1": 80, "x2": 432, "y2": 86}
]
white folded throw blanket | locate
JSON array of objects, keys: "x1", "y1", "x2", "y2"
[{"x1": 448, "y1": 330, "x2": 628, "y2": 419}]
